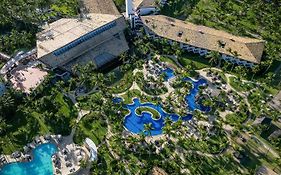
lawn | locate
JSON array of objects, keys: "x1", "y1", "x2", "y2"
[
  {"x1": 229, "y1": 77, "x2": 248, "y2": 92},
  {"x1": 159, "y1": 56, "x2": 179, "y2": 68},
  {"x1": 108, "y1": 69, "x2": 134, "y2": 94},
  {"x1": 74, "y1": 113, "x2": 107, "y2": 145},
  {"x1": 178, "y1": 52, "x2": 210, "y2": 70}
]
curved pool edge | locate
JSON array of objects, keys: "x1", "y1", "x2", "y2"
[{"x1": 0, "y1": 143, "x2": 58, "y2": 175}]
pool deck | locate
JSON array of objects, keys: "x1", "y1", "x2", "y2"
[{"x1": 0, "y1": 135, "x2": 91, "y2": 175}]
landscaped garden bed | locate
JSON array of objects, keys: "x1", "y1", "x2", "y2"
[{"x1": 136, "y1": 106, "x2": 161, "y2": 120}]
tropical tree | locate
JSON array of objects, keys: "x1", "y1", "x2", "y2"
[
  {"x1": 0, "y1": 118, "x2": 8, "y2": 135},
  {"x1": 143, "y1": 123, "x2": 154, "y2": 137},
  {"x1": 206, "y1": 51, "x2": 221, "y2": 67},
  {"x1": 251, "y1": 65, "x2": 260, "y2": 81}
]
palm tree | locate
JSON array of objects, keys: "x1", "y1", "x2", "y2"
[
  {"x1": 163, "y1": 118, "x2": 173, "y2": 138},
  {"x1": 264, "y1": 57, "x2": 274, "y2": 73},
  {"x1": 143, "y1": 123, "x2": 154, "y2": 137},
  {"x1": 273, "y1": 157, "x2": 281, "y2": 172},
  {"x1": 0, "y1": 93, "x2": 15, "y2": 117},
  {"x1": 107, "y1": 72, "x2": 116, "y2": 84},
  {"x1": 206, "y1": 51, "x2": 221, "y2": 67},
  {"x1": 119, "y1": 53, "x2": 127, "y2": 62},
  {"x1": 0, "y1": 118, "x2": 8, "y2": 135},
  {"x1": 251, "y1": 65, "x2": 260, "y2": 81}
]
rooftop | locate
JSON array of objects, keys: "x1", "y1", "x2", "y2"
[
  {"x1": 81, "y1": 0, "x2": 119, "y2": 15},
  {"x1": 62, "y1": 32, "x2": 129, "y2": 71},
  {"x1": 141, "y1": 15, "x2": 265, "y2": 63},
  {"x1": 37, "y1": 13, "x2": 122, "y2": 58}
]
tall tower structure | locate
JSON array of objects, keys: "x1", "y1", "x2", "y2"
[{"x1": 125, "y1": 0, "x2": 134, "y2": 19}]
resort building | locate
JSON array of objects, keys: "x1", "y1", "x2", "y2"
[
  {"x1": 138, "y1": 15, "x2": 265, "y2": 67},
  {"x1": 36, "y1": 13, "x2": 129, "y2": 72}
]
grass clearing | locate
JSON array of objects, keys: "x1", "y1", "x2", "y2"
[
  {"x1": 178, "y1": 52, "x2": 210, "y2": 70},
  {"x1": 159, "y1": 56, "x2": 179, "y2": 68},
  {"x1": 109, "y1": 69, "x2": 134, "y2": 94},
  {"x1": 74, "y1": 113, "x2": 107, "y2": 145}
]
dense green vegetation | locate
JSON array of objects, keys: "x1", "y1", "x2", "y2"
[
  {"x1": 161, "y1": 0, "x2": 200, "y2": 20},
  {"x1": 0, "y1": 0, "x2": 79, "y2": 55},
  {"x1": 113, "y1": 0, "x2": 125, "y2": 12},
  {"x1": 74, "y1": 113, "x2": 107, "y2": 145},
  {"x1": 108, "y1": 69, "x2": 134, "y2": 94},
  {"x1": 135, "y1": 72, "x2": 168, "y2": 96},
  {"x1": 0, "y1": 1, "x2": 280, "y2": 173},
  {"x1": 0, "y1": 77, "x2": 77, "y2": 154}
]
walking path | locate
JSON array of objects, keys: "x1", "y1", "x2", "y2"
[
  {"x1": 162, "y1": 55, "x2": 184, "y2": 68},
  {"x1": 198, "y1": 67, "x2": 253, "y2": 113}
]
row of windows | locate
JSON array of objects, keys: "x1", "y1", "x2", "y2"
[{"x1": 53, "y1": 21, "x2": 117, "y2": 56}]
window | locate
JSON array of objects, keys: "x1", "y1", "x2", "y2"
[{"x1": 53, "y1": 21, "x2": 117, "y2": 56}]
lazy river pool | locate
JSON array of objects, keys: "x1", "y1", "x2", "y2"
[{"x1": 123, "y1": 77, "x2": 210, "y2": 136}]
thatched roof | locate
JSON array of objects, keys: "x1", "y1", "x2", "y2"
[
  {"x1": 82, "y1": 0, "x2": 120, "y2": 15},
  {"x1": 141, "y1": 15, "x2": 265, "y2": 63}
]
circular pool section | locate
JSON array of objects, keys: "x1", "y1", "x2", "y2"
[
  {"x1": 123, "y1": 77, "x2": 210, "y2": 136},
  {"x1": 124, "y1": 98, "x2": 192, "y2": 136}
]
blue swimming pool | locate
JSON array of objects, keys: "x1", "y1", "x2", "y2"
[
  {"x1": 0, "y1": 143, "x2": 58, "y2": 175},
  {"x1": 112, "y1": 97, "x2": 123, "y2": 104},
  {"x1": 123, "y1": 76, "x2": 210, "y2": 136},
  {"x1": 124, "y1": 98, "x2": 192, "y2": 135},
  {"x1": 162, "y1": 68, "x2": 175, "y2": 81},
  {"x1": 183, "y1": 77, "x2": 211, "y2": 112}
]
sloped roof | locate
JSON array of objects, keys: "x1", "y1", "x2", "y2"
[
  {"x1": 82, "y1": 0, "x2": 120, "y2": 15},
  {"x1": 62, "y1": 32, "x2": 129, "y2": 71},
  {"x1": 141, "y1": 15, "x2": 265, "y2": 63},
  {"x1": 37, "y1": 13, "x2": 122, "y2": 58},
  {"x1": 133, "y1": 0, "x2": 157, "y2": 9}
]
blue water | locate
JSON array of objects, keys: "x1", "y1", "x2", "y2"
[
  {"x1": 0, "y1": 143, "x2": 58, "y2": 175},
  {"x1": 123, "y1": 76, "x2": 210, "y2": 136},
  {"x1": 124, "y1": 98, "x2": 192, "y2": 135},
  {"x1": 112, "y1": 97, "x2": 123, "y2": 104},
  {"x1": 183, "y1": 77, "x2": 211, "y2": 112},
  {"x1": 162, "y1": 68, "x2": 175, "y2": 81}
]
